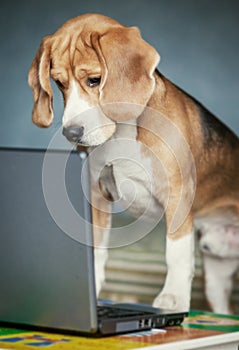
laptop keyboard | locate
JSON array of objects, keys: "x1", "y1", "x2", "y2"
[{"x1": 97, "y1": 305, "x2": 150, "y2": 319}]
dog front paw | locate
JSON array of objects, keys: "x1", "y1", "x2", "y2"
[{"x1": 153, "y1": 293, "x2": 189, "y2": 312}]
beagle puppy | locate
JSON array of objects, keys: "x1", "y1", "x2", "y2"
[{"x1": 28, "y1": 13, "x2": 239, "y2": 312}]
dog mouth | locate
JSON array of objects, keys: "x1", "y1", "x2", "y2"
[
  {"x1": 62, "y1": 123, "x2": 117, "y2": 147},
  {"x1": 80, "y1": 125, "x2": 116, "y2": 146}
]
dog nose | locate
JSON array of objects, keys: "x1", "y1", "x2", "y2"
[{"x1": 62, "y1": 126, "x2": 84, "y2": 143}]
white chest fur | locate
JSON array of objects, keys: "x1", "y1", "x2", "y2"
[{"x1": 89, "y1": 122, "x2": 163, "y2": 220}]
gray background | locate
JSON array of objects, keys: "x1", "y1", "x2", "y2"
[{"x1": 1, "y1": 0, "x2": 238, "y2": 148}]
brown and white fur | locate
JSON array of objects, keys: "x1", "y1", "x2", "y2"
[{"x1": 28, "y1": 14, "x2": 239, "y2": 313}]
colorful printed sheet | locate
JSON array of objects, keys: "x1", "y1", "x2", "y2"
[{"x1": 0, "y1": 311, "x2": 238, "y2": 349}]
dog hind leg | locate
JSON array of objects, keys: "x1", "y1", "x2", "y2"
[{"x1": 202, "y1": 255, "x2": 239, "y2": 314}]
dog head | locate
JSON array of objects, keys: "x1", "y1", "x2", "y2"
[{"x1": 28, "y1": 14, "x2": 160, "y2": 146}]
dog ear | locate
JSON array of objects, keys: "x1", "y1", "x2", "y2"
[
  {"x1": 28, "y1": 37, "x2": 53, "y2": 127},
  {"x1": 91, "y1": 27, "x2": 160, "y2": 120}
]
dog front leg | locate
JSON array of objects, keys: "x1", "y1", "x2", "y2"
[
  {"x1": 91, "y1": 184, "x2": 112, "y2": 296},
  {"x1": 153, "y1": 214, "x2": 195, "y2": 312}
]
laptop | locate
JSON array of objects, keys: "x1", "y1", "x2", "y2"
[{"x1": 0, "y1": 147, "x2": 187, "y2": 336}]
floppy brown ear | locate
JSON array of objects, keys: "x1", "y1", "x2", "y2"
[
  {"x1": 28, "y1": 37, "x2": 53, "y2": 127},
  {"x1": 91, "y1": 27, "x2": 160, "y2": 120}
]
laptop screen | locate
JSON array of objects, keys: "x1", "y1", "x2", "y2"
[{"x1": 0, "y1": 148, "x2": 98, "y2": 333}]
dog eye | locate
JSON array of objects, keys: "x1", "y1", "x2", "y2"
[{"x1": 87, "y1": 77, "x2": 101, "y2": 88}]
